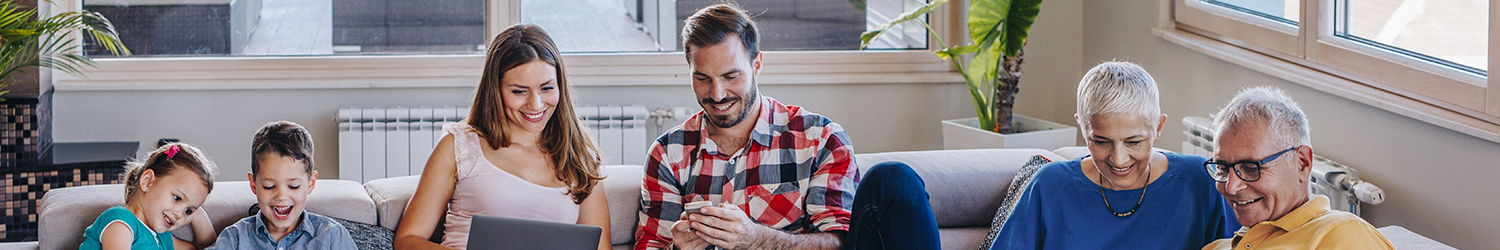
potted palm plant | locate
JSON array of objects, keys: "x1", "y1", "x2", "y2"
[
  {"x1": 0, "y1": 0, "x2": 126, "y2": 169},
  {"x1": 0, "y1": 0, "x2": 128, "y2": 92},
  {"x1": 861, "y1": 0, "x2": 1075, "y2": 150}
]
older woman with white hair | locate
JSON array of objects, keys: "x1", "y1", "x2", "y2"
[{"x1": 989, "y1": 62, "x2": 1240, "y2": 249}]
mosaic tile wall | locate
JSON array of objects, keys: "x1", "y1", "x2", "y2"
[{"x1": 0, "y1": 165, "x2": 125, "y2": 241}]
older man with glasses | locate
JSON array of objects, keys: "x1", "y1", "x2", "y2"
[{"x1": 1201, "y1": 86, "x2": 1394, "y2": 250}]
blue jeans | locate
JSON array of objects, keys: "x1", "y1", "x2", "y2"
[{"x1": 844, "y1": 161, "x2": 941, "y2": 250}]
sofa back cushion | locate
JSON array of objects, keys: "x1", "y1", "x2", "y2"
[
  {"x1": 37, "y1": 180, "x2": 375, "y2": 250},
  {"x1": 600, "y1": 165, "x2": 645, "y2": 245},
  {"x1": 364, "y1": 164, "x2": 645, "y2": 246},
  {"x1": 854, "y1": 148, "x2": 1062, "y2": 228}
]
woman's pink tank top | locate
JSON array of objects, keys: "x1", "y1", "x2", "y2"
[{"x1": 439, "y1": 122, "x2": 580, "y2": 249}]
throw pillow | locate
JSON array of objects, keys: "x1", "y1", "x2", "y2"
[
  {"x1": 250, "y1": 203, "x2": 395, "y2": 250},
  {"x1": 331, "y1": 216, "x2": 395, "y2": 250},
  {"x1": 975, "y1": 154, "x2": 1053, "y2": 250}
]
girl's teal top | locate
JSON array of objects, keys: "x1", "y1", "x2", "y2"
[{"x1": 80, "y1": 205, "x2": 174, "y2": 250}]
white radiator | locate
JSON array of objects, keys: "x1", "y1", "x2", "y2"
[
  {"x1": 336, "y1": 105, "x2": 650, "y2": 183},
  {"x1": 1182, "y1": 116, "x2": 1385, "y2": 215},
  {"x1": 576, "y1": 105, "x2": 651, "y2": 167}
]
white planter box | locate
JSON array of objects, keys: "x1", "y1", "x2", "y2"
[{"x1": 942, "y1": 115, "x2": 1078, "y2": 150}]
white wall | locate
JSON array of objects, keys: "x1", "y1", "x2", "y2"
[{"x1": 52, "y1": 82, "x2": 974, "y2": 181}]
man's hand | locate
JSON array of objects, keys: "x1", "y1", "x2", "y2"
[
  {"x1": 689, "y1": 204, "x2": 766, "y2": 249},
  {"x1": 671, "y1": 212, "x2": 712, "y2": 250}
]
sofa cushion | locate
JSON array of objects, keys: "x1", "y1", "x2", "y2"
[
  {"x1": 1051, "y1": 146, "x2": 1091, "y2": 160},
  {"x1": 854, "y1": 148, "x2": 1063, "y2": 228},
  {"x1": 600, "y1": 165, "x2": 645, "y2": 245},
  {"x1": 365, "y1": 175, "x2": 421, "y2": 231},
  {"x1": 938, "y1": 227, "x2": 989, "y2": 250},
  {"x1": 330, "y1": 216, "x2": 394, "y2": 250},
  {"x1": 363, "y1": 165, "x2": 644, "y2": 246},
  {"x1": 977, "y1": 154, "x2": 1052, "y2": 250},
  {"x1": 37, "y1": 179, "x2": 373, "y2": 250}
]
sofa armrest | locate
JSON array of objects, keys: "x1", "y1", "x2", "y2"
[
  {"x1": 38, "y1": 185, "x2": 124, "y2": 250},
  {"x1": 364, "y1": 175, "x2": 422, "y2": 231},
  {"x1": 854, "y1": 148, "x2": 1063, "y2": 228},
  {"x1": 0, "y1": 241, "x2": 38, "y2": 250},
  {"x1": 1377, "y1": 226, "x2": 1458, "y2": 250}
]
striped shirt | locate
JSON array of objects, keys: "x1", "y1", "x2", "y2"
[{"x1": 634, "y1": 97, "x2": 859, "y2": 250}]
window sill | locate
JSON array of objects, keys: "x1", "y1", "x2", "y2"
[
  {"x1": 1153, "y1": 28, "x2": 1500, "y2": 143},
  {"x1": 52, "y1": 51, "x2": 963, "y2": 91}
]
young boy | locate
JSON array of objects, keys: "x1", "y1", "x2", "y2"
[{"x1": 208, "y1": 121, "x2": 356, "y2": 250}]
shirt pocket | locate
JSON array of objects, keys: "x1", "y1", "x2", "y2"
[{"x1": 745, "y1": 182, "x2": 805, "y2": 229}]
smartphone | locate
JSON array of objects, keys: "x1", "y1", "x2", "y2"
[{"x1": 685, "y1": 201, "x2": 713, "y2": 216}]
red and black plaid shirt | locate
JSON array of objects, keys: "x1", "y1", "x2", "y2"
[{"x1": 633, "y1": 97, "x2": 859, "y2": 250}]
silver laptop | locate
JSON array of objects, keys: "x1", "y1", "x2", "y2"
[{"x1": 467, "y1": 214, "x2": 602, "y2": 250}]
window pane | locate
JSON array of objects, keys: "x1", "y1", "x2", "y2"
[
  {"x1": 523, "y1": 0, "x2": 928, "y2": 53},
  {"x1": 1203, "y1": 0, "x2": 1300, "y2": 25},
  {"x1": 1339, "y1": 0, "x2": 1487, "y2": 74},
  {"x1": 84, "y1": 0, "x2": 487, "y2": 57}
]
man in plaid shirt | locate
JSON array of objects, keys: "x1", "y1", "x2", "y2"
[{"x1": 635, "y1": 4, "x2": 941, "y2": 250}]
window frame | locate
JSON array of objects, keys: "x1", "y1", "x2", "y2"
[
  {"x1": 49, "y1": 0, "x2": 963, "y2": 91},
  {"x1": 1162, "y1": 0, "x2": 1500, "y2": 142},
  {"x1": 1174, "y1": 0, "x2": 1302, "y2": 56}
]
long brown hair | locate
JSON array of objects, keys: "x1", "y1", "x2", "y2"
[{"x1": 467, "y1": 23, "x2": 603, "y2": 204}]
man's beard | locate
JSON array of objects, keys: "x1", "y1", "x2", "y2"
[{"x1": 702, "y1": 83, "x2": 758, "y2": 128}]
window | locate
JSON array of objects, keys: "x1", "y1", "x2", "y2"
[
  {"x1": 82, "y1": 0, "x2": 487, "y2": 57},
  {"x1": 1335, "y1": 0, "x2": 1487, "y2": 74},
  {"x1": 520, "y1": 0, "x2": 928, "y2": 53},
  {"x1": 1167, "y1": 0, "x2": 1500, "y2": 138},
  {"x1": 1174, "y1": 0, "x2": 1300, "y2": 55},
  {"x1": 56, "y1": 0, "x2": 955, "y2": 90},
  {"x1": 1206, "y1": 0, "x2": 1300, "y2": 24}
]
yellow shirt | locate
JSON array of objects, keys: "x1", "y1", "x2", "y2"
[{"x1": 1203, "y1": 195, "x2": 1395, "y2": 250}]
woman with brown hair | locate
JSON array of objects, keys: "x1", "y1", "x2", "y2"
[{"x1": 394, "y1": 24, "x2": 610, "y2": 250}]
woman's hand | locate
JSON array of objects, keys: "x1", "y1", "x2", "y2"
[
  {"x1": 170, "y1": 207, "x2": 216, "y2": 249},
  {"x1": 188, "y1": 207, "x2": 216, "y2": 249}
]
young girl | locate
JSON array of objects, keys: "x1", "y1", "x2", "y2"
[{"x1": 81, "y1": 143, "x2": 219, "y2": 250}]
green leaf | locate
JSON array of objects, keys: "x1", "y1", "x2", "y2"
[
  {"x1": 933, "y1": 44, "x2": 977, "y2": 61},
  {"x1": 966, "y1": 38, "x2": 1002, "y2": 86},
  {"x1": 999, "y1": 0, "x2": 1042, "y2": 57},
  {"x1": 859, "y1": 0, "x2": 948, "y2": 49},
  {"x1": 970, "y1": 0, "x2": 1043, "y2": 57}
]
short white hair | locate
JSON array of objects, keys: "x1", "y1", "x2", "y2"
[
  {"x1": 1076, "y1": 61, "x2": 1162, "y2": 131},
  {"x1": 1211, "y1": 86, "x2": 1312, "y2": 150}
]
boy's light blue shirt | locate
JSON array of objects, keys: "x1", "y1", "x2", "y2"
[{"x1": 207, "y1": 211, "x2": 357, "y2": 250}]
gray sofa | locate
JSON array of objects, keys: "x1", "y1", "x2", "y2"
[
  {"x1": 8, "y1": 148, "x2": 1455, "y2": 250},
  {"x1": 361, "y1": 148, "x2": 1063, "y2": 250}
]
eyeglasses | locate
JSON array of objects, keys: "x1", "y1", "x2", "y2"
[{"x1": 1204, "y1": 146, "x2": 1299, "y2": 183}]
